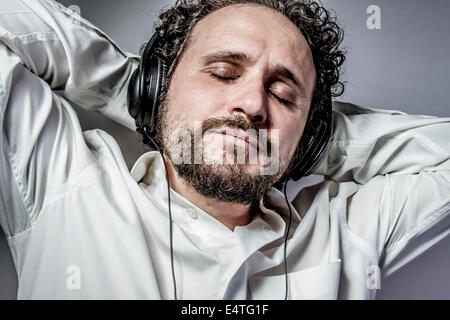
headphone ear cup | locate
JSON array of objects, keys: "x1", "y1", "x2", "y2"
[
  {"x1": 289, "y1": 91, "x2": 333, "y2": 181},
  {"x1": 127, "y1": 32, "x2": 168, "y2": 141},
  {"x1": 127, "y1": 68, "x2": 143, "y2": 128},
  {"x1": 143, "y1": 55, "x2": 167, "y2": 137},
  {"x1": 290, "y1": 117, "x2": 332, "y2": 181}
]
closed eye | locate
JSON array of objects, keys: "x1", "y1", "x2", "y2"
[
  {"x1": 210, "y1": 73, "x2": 238, "y2": 82},
  {"x1": 271, "y1": 93, "x2": 293, "y2": 107},
  {"x1": 210, "y1": 73, "x2": 294, "y2": 107}
]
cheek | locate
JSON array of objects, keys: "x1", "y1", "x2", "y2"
[
  {"x1": 168, "y1": 71, "x2": 225, "y2": 121},
  {"x1": 273, "y1": 114, "x2": 306, "y2": 158}
]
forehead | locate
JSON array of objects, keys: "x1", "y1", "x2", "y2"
[{"x1": 187, "y1": 4, "x2": 316, "y2": 87}]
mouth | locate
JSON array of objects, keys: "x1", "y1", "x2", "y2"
[{"x1": 207, "y1": 128, "x2": 258, "y2": 150}]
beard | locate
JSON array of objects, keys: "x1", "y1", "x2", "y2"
[{"x1": 154, "y1": 99, "x2": 291, "y2": 205}]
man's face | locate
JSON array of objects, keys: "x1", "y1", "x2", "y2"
[{"x1": 158, "y1": 4, "x2": 316, "y2": 204}]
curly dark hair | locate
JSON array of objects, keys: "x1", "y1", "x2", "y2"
[{"x1": 141, "y1": 0, "x2": 346, "y2": 182}]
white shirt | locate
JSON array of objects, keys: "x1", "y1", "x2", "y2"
[{"x1": 0, "y1": 0, "x2": 449, "y2": 300}]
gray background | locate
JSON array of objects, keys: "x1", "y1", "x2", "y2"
[{"x1": 1, "y1": 0, "x2": 449, "y2": 299}]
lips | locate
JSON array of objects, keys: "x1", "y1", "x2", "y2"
[{"x1": 209, "y1": 128, "x2": 258, "y2": 149}]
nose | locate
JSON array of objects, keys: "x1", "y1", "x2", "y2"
[{"x1": 226, "y1": 79, "x2": 268, "y2": 128}]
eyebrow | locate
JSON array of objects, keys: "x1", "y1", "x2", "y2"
[
  {"x1": 200, "y1": 50, "x2": 255, "y2": 65},
  {"x1": 200, "y1": 50, "x2": 307, "y2": 98}
]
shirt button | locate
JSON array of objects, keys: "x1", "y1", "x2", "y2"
[{"x1": 186, "y1": 208, "x2": 198, "y2": 219}]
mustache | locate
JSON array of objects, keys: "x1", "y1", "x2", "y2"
[{"x1": 201, "y1": 115, "x2": 260, "y2": 134}]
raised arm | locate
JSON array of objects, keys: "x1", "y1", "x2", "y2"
[
  {"x1": 0, "y1": 0, "x2": 138, "y2": 129},
  {"x1": 0, "y1": 0, "x2": 138, "y2": 237},
  {"x1": 315, "y1": 101, "x2": 449, "y2": 183},
  {"x1": 314, "y1": 101, "x2": 450, "y2": 275}
]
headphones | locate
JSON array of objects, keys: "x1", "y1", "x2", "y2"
[{"x1": 127, "y1": 32, "x2": 332, "y2": 181}]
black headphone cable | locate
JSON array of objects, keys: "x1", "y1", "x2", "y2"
[
  {"x1": 143, "y1": 126, "x2": 178, "y2": 300},
  {"x1": 282, "y1": 179, "x2": 293, "y2": 300}
]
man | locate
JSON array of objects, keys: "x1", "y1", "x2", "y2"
[{"x1": 0, "y1": 0, "x2": 448, "y2": 299}]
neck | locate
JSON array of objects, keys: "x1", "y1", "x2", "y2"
[{"x1": 164, "y1": 156, "x2": 256, "y2": 231}]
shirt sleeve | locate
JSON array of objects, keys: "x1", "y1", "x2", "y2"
[
  {"x1": 314, "y1": 101, "x2": 450, "y2": 275},
  {"x1": 0, "y1": 0, "x2": 139, "y2": 130},
  {"x1": 0, "y1": 0, "x2": 138, "y2": 237}
]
